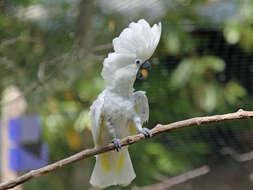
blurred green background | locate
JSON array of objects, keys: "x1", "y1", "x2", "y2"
[{"x1": 1, "y1": 0, "x2": 253, "y2": 189}]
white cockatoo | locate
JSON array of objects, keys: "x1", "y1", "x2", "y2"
[{"x1": 89, "y1": 19, "x2": 161, "y2": 188}]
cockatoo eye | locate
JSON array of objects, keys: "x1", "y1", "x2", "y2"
[{"x1": 135, "y1": 59, "x2": 141, "y2": 65}]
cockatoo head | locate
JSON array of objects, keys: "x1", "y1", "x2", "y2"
[{"x1": 102, "y1": 19, "x2": 161, "y2": 88}]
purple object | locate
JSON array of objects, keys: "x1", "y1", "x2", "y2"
[
  {"x1": 9, "y1": 143, "x2": 49, "y2": 172},
  {"x1": 9, "y1": 115, "x2": 41, "y2": 143},
  {"x1": 6, "y1": 115, "x2": 49, "y2": 172}
]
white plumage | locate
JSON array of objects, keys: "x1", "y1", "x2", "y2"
[{"x1": 89, "y1": 19, "x2": 161, "y2": 188}]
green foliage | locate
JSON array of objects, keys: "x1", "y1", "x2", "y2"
[
  {"x1": 145, "y1": 142, "x2": 190, "y2": 174},
  {"x1": 170, "y1": 58, "x2": 195, "y2": 88},
  {"x1": 164, "y1": 25, "x2": 195, "y2": 55}
]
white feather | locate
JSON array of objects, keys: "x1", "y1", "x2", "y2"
[
  {"x1": 112, "y1": 19, "x2": 161, "y2": 62},
  {"x1": 89, "y1": 19, "x2": 161, "y2": 188},
  {"x1": 133, "y1": 91, "x2": 149, "y2": 123},
  {"x1": 90, "y1": 148, "x2": 136, "y2": 188}
]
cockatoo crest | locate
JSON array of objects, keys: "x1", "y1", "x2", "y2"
[
  {"x1": 113, "y1": 19, "x2": 161, "y2": 60},
  {"x1": 102, "y1": 19, "x2": 161, "y2": 87}
]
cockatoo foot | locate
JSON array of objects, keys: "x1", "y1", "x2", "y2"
[
  {"x1": 139, "y1": 128, "x2": 152, "y2": 138},
  {"x1": 112, "y1": 137, "x2": 121, "y2": 152}
]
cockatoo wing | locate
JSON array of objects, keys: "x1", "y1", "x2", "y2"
[
  {"x1": 89, "y1": 91, "x2": 105, "y2": 147},
  {"x1": 89, "y1": 91, "x2": 136, "y2": 188},
  {"x1": 133, "y1": 91, "x2": 149, "y2": 124}
]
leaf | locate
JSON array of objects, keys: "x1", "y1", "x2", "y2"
[
  {"x1": 225, "y1": 81, "x2": 247, "y2": 104},
  {"x1": 170, "y1": 58, "x2": 194, "y2": 89},
  {"x1": 145, "y1": 142, "x2": 189, "y2": 174},
  {"x1": 60, "y1": 101, "x2": 80, "y2": 114},
  {"x1": 67, "y1": 128, "x2": 83, "y2": 150},
  {"x1": 196, "y1": 84, "x2": 217, "y2": 112},
  {"x1": 165, "y1": 32, "x2": 180, "y2": 55},
  {"x1": 74, "y1": 110, "x2": 91, "y2": 132},
  {"x1": 223, "y1": 22, "x2": 241, "y2": 45},
  {"x1": 202, "y1": 56, "x2": 225, "y2": 72}
]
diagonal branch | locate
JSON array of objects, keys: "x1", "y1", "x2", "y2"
[
  {"x1": 0, "y1": 109, "x2": 253, "y2": 190},
  {"x1": 132, "y1": 165, "x2": 210, "y2": 190}
]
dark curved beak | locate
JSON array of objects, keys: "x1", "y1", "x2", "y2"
[{"x1": 137, "y1": 61, "x2": 151, "y2": 80}]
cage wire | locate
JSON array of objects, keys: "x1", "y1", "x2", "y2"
[
  {"x1": 146, "y1": 23, "x2": 253, "y2": 190},
  {"x1": 1, "y1": 24, "x2": 252, "y2": 190}
]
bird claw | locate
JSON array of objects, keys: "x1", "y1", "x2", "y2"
[
  {"x1": 139, "y1": 127, "x2": 152, "y2": 138},
  {"x1": 112, "y1": 137, "x2": 121, "y2": 152}
]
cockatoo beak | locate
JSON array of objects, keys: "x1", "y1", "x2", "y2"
[{"x1": 136, "y1": 61, "x2": 151, "y2": 80}]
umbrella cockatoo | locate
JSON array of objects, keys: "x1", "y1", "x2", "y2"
[{"x1": 89, "y1": 19, "x2": 161, "y2": 188}]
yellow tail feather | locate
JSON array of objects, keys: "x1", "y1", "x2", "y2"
[
  {"x1": 101, "y1": 153, "x2": 111, "y2": 171},
  {"x1": 116, "y1": 152, "x2": 125, "y2": 172}
]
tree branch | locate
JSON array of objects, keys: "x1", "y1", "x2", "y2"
[
  {"x1": 132, "y1": 165, "x2": 210, "y2": 190},
  {"x1": 0, "y1": 43, "x2": 113, "y2": 108},
  {"x1": 0, "y1": 109, "x2": 253, "y2": 190}
]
